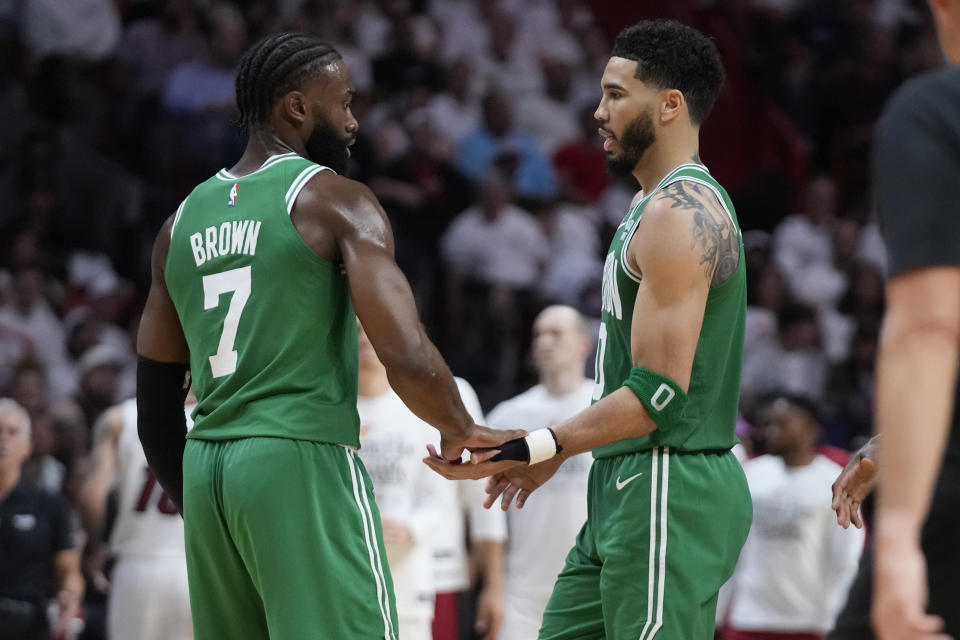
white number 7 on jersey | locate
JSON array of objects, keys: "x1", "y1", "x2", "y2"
[{"x1": 202, "y1": 266, "x2": 251, "y2": 378}]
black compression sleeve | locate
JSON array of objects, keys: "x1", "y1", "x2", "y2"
[{"x1": 136, "y1": 356, "x2": 190, "y2": 515}]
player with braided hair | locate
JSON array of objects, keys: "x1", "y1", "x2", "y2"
[{"x1": 136, "y1": 32, "x2": 523, "y2": 639}]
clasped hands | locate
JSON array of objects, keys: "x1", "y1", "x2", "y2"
[{"x1": 422, "y1": 425, "x2": 566, "y2": 510}]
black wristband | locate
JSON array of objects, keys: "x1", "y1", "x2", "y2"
[
  {"x1": 547, "y1": 427, "x2": 563, "y2": 455},
  {"x1": 490, "y1": 437, "x2": 530, "y2": 463}
]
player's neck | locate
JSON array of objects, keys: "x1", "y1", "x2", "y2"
[
  {"x1": 542, "y1": 368, "x2": 589, "y2": 397},
  {"x1": 0, "y1": 466, "x2": 21, "y2": 500},
  {"x1": 632, "y1": 138, "x2": 701, "y2": 193},
  {"x1": 358, "y1": 366, "x2": 391, "y2": 398},
  {"x1": 229, "y1": 130, "x2": 304, "y2": 176}
]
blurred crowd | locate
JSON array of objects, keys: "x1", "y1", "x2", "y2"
[{"x1": 0, "y1": 0, "x2": 943, "y2": 638}]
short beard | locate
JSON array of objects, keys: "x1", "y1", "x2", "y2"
[
  {"x1": 605, "y1": 109, "x2": 655, "y2": 179},
  {"x1": 304, "y1": 118, "x2": 350, "y2": 174}
]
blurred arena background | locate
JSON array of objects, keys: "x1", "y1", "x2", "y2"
[{"x1": 0, "y1": 1, "x2": 936, "y2": 638}]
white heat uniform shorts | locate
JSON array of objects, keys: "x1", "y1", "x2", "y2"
[{"x1": 108, "y1": 556, "x2": 192, "y2": 640}]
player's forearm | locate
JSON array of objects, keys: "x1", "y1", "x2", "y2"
[
  {"x1": 875, "y1": 317, "x2": 959, "y2": 542},
  {"x1": 384, "y1": 338, "x2": 475, "y2": 441},
  {"x1": 77, "y1": 447, "x2": 116, "y2": 536},
  {"x1": 476, "y1": 540, "x2": 506, "y2": 590},
  {"x1": 77, "y1": 478, "x2": 109, "y2": 538},
  {"x1": 55, "y1": 550, "x2": 85, "y2": 601},
  {"x1": 552, "y1": 387, "x2": 657, "y2": 456}
]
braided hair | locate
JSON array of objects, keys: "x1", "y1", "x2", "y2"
[{"x1": 235, "y1": 32, "x2": 342, "y2": 135}]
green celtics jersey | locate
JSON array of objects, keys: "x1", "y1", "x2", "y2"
[
  {"x1": 165, "y1": 153, "x2": 360, "y2": 447},
  {"x1": 592, "y1": 163, "x2": 745, "y2": 457}
]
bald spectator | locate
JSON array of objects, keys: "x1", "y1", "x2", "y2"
[{"x1": 0, "y1": 398, "x2": 84, "y2": 640}]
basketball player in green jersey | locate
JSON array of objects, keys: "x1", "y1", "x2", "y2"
[
  {"x1": 135, "y1": 33, "x2": 523, "y2": 640},
  {"x1": 426, "y1": 20, "x2": 753, "y2": 639}
]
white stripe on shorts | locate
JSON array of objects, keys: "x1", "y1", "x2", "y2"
[
  {"x1": 345, "y1": 449, "x2": 395, "y2": 639},
  {"x1": 639, "y1": 447, "x2": 670, "y2": 640},
  {"x1": 353, "y1": 451, "x2": 396, "y2": 639}
]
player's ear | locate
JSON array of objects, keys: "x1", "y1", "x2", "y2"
[
  {"x1": 659, "y1": 89, "x2": 684, "y2": 125},
  {"x1": 282, "y1": 91, "x2": 309, "y2": 126}
]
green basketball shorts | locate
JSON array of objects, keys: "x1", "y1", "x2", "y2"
[
  {"x1": 182, "y1": 437, "x2": 398, "y2": 639},
  {"x1": 539, "y1": 447, "x2": 752, "y2": 640}
]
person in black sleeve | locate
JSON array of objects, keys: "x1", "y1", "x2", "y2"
[
  {"x1": 0, "y1": 399, "x2": 84, "y2": 640},
  {"x1": 827, "y1": 2, "x2": 960, "y2": 639}
]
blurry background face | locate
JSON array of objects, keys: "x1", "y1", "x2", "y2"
[
  {"x1": 531, "y1": 307, "x2": 589, "y2": 376},
  {"x1": 762, "y1": 399, "x2": 811, "y2": 456},
  {"x1": 0, "y1": 409, "x2": 31, "y2": 471},
  {"x1": 12, "y1": 368, "x2": 47, "y2": 415},
  {"x1": 483, "y1": 93, "x2": 512, "y2": 137}
]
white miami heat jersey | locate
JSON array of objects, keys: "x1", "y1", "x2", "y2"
[{"x1": 109, "y1": 399, "x2": 192, "y2": 557}]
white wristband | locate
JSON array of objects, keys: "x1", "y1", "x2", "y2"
[{"x1": 525, "y1": 429, "x2": 559, "y2": 465}]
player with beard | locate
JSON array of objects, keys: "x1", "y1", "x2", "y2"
[
  {"x1": 426, "y1": 20, "x2": 752, "y2": 639},
  {"x1": 134, "y1": 33, "x2": 523, "y2": 640}
]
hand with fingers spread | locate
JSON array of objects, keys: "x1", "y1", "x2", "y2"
[
  {"x1": 831, "y1": 436, "x2": 879, "y2": 529},
  {"x1": 483, "y1": 455, "x2": 567, "y2": 510}
]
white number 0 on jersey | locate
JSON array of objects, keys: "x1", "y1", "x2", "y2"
[{"x1": 202, "y1": 266, "x2": 251, "y2": 378}]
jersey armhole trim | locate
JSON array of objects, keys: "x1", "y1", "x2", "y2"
[
  {"x1": 616, "y1": 164, "x2": 711, "y2": 285},
  {"x1": 670, "y1": 175, "x2": 740, "y2": 236},
  {"x1": 619, "y1": 213, "x2": 645, "y2": 284},
  {"x1": 286, "y1": 165, "x2": 330, "y2": 215},
  {"x1": 169, "y1": 198, "x2": 188, "y2": 235}
]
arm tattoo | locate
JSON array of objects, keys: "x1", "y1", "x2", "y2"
[{"x1": 659, "y1": 181, "x2": 740, "y2": 287}]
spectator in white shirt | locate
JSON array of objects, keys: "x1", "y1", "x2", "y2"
[
  {"x1": 0, "y1": 267, "x2": 73, "y2": 400},
  {"x1": 440, "y1": 171, "x2": 550, "y2": 405},
  {"x1": 721, "y1": 395, "x2": 864, "y2": 640},
  {"x1": 772, "y1": 176, "x2": 845, "y2": 309},
  {"x1": 441, "y1": 171, "x2": 550, "y2": 292},
  {"x1": 741, "y1": 301, "x2": 829, "y2": 409}
]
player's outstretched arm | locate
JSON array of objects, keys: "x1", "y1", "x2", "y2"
[
  {"x1": 136, "y1": 215, "x2": 191, "y2": 513},
  {"x1": 315, "y1": 176, "x2": 524, "y2": 459}
]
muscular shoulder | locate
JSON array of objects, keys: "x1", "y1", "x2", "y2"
[
  {"x1": 292, "y1": 171, "x2": 393, "y2": 260},
  {"x1": 299, "y1": 171, "x2": 380, "y2": 214},
  {"x1": 299, "y1": 173, "x2": 388, "y2": 232},
  {"x1": 638, "y1": 179, "x2": 740, "y2": 287}
]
